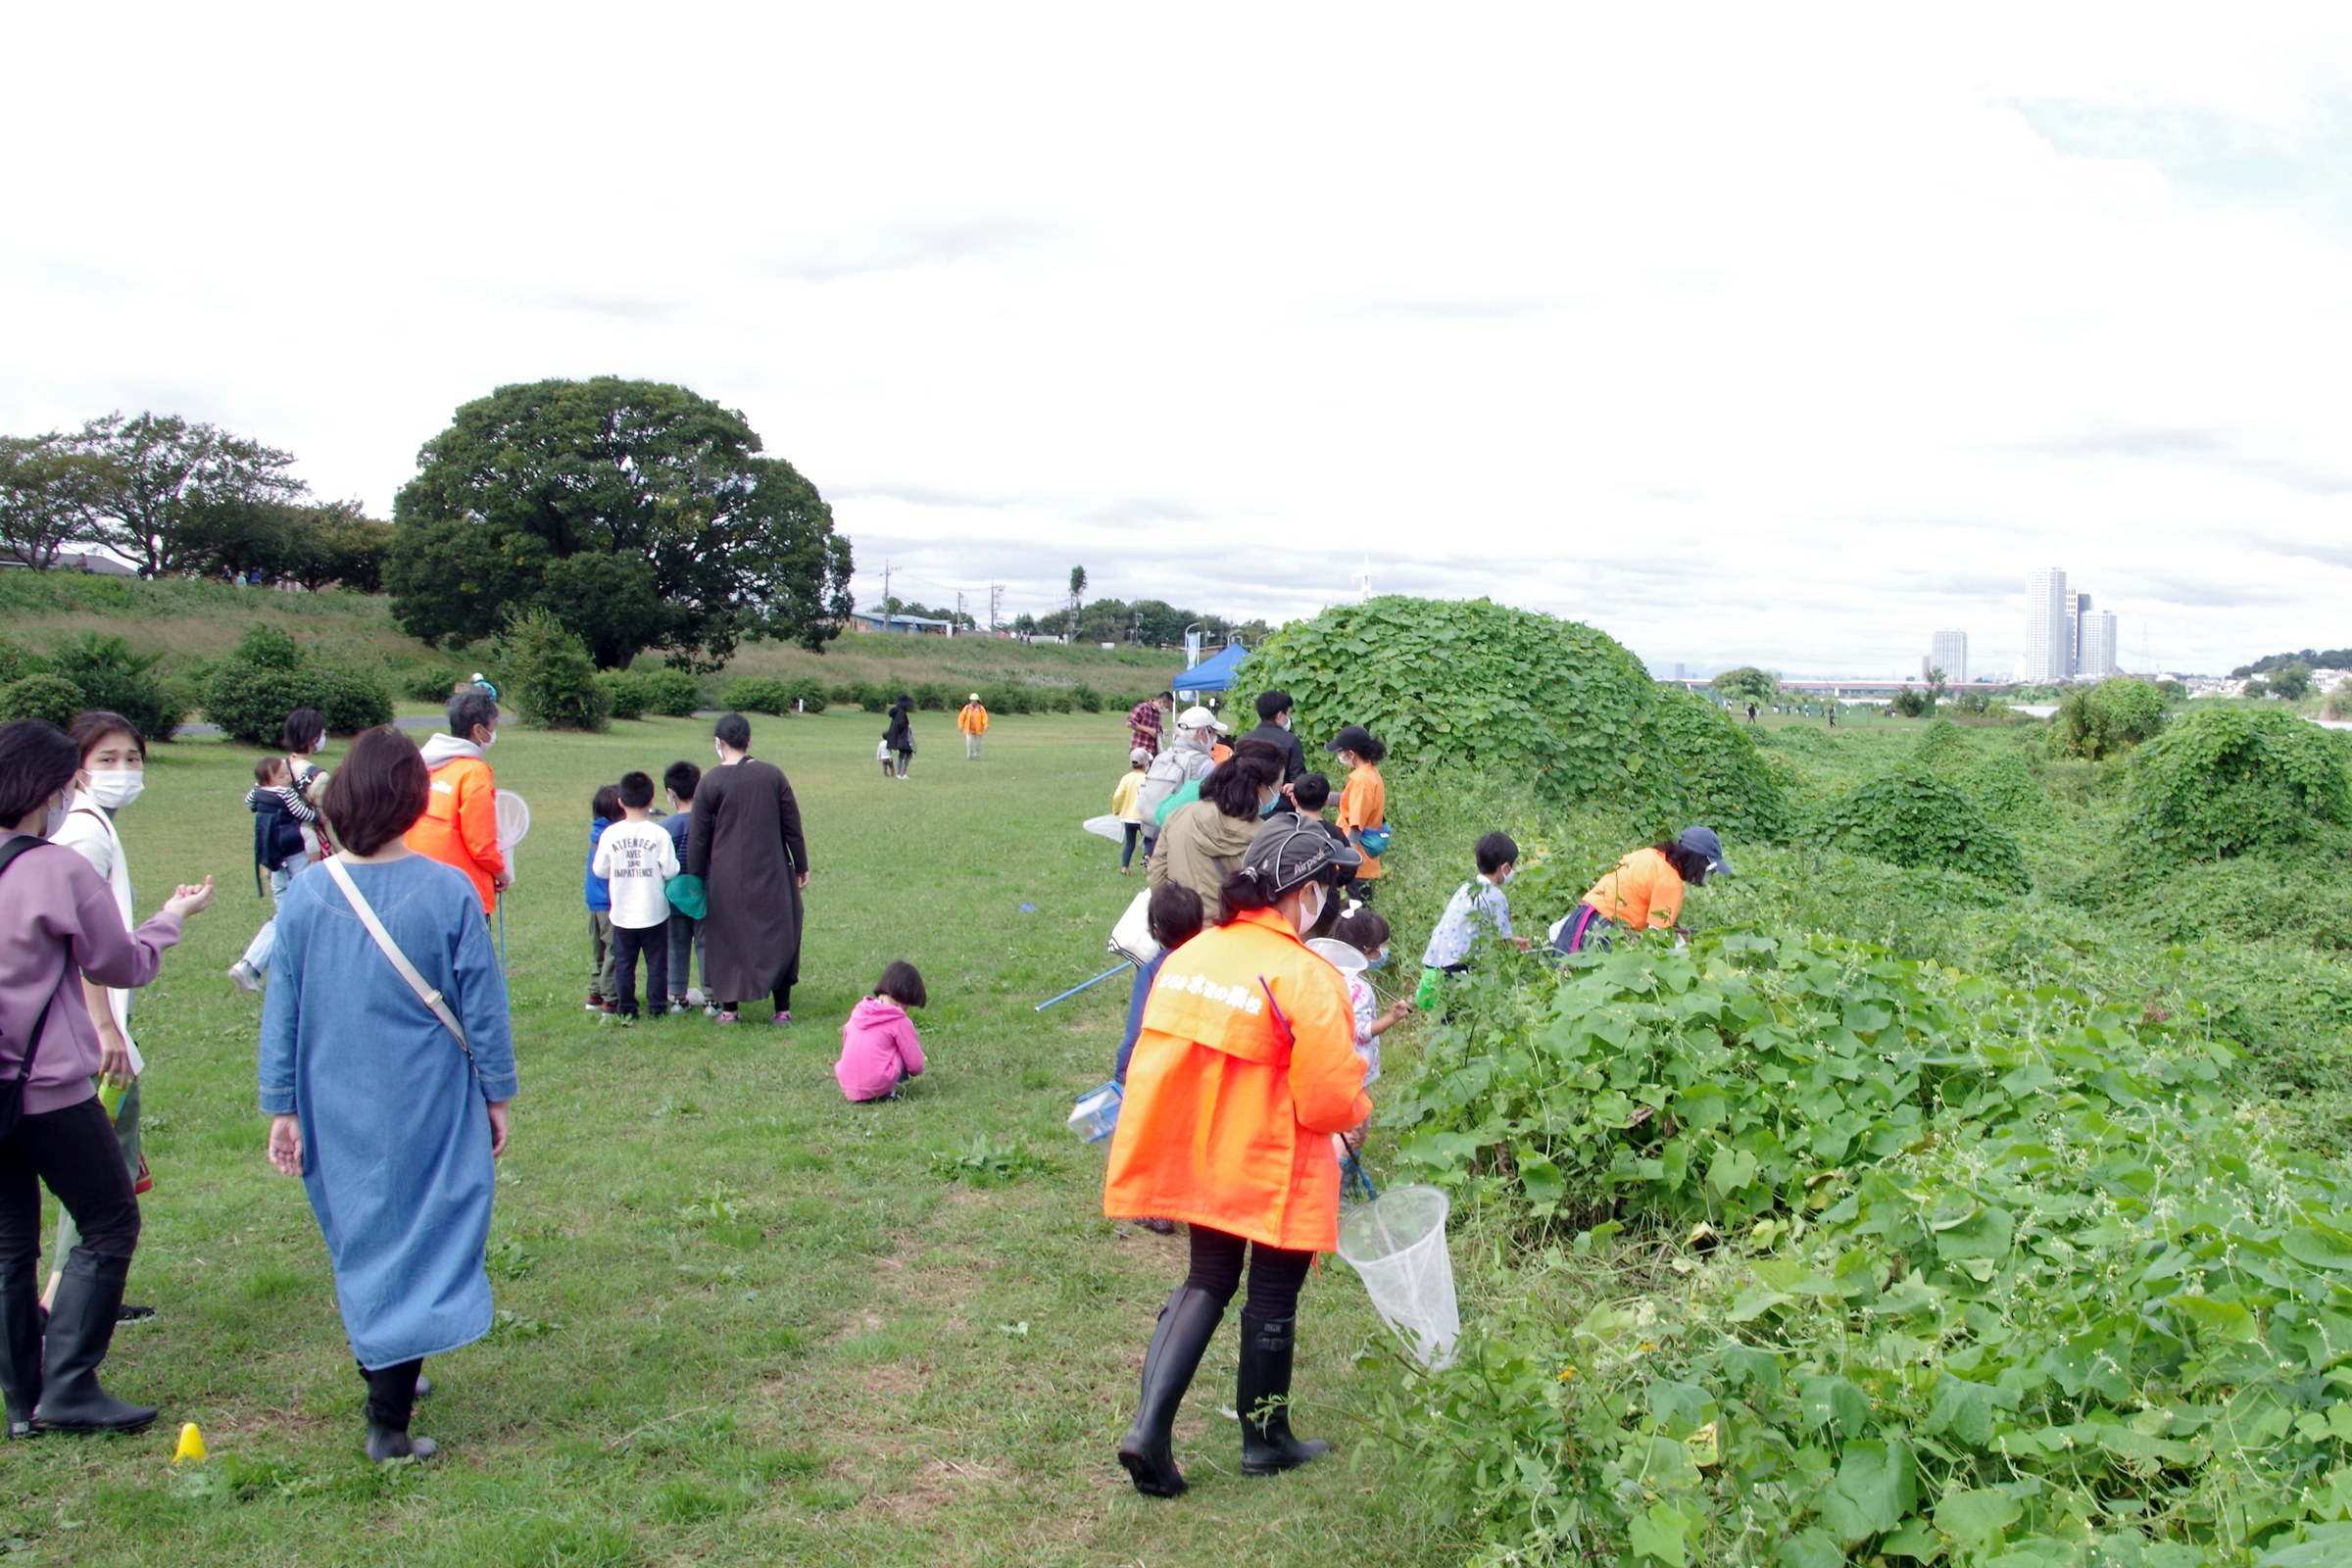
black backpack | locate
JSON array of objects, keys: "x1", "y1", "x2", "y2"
[{"x1": 251, "y1": 790, "x2": 309, "y2": 892}]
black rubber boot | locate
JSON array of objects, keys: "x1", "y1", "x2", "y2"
[
  {"x1": 31, "y1": 1252, "x2": 154, "y2": 1433},
  {"x1": 1115, "y1": 1286, "x2": 1225, "y2": 1498},
  {"x1": 0, "y1": 1259, "x2": 41, "y2": 1439},
  {"x1": 363, "y1": 1359, "x2": 436, "y2": 1461},
  {"x1": 1237, "y1": 1312, "x2": 1331, "y2": 1475}
]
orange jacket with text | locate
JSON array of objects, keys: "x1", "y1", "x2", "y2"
[
  {"x1": 405, "y1": 754, "x2": 505, "y2": 912},
  {"x1": 1102, "y1": 906, "x2": 1369, "y2": 1252}
]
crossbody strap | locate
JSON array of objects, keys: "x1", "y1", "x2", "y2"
[{"x1": 320, "y1": 857, "x2": 474, "y2": 1065}]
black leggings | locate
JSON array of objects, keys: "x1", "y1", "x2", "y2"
[
  {"x1": 0, "y1": 1097, "x2": 139, "y2": 1268},
  {"x1": 1120, "y1": 823, "x2": 1142, "y2": 869},
  {"x1": 721, "y1": 982, "x2": 794, "y2": 1016},
  {"x1": 1184, "y1": 1223, "x2": 1314, "y2": 1318}
]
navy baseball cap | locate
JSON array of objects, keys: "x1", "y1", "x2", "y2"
[{"x1": 1679, "y1": 825, "x2": 1731, "y2": 875}]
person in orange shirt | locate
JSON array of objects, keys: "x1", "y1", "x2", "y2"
[
  {"x1": 1325, "y1": 723, "x2": 1388, "y2": 901},
  {"x1": 956, "y1": 693, "x2": 990, "y2": 760},
  {"x1": 405, "y1": 689, "x2": 509, "y2": 914},
  {"x1": 1552, "y1": 825, "x2": 1727, "y2": 956},
  {"x1": 1103, "y1": 819, "x2": 1367, "y2": 1498}
]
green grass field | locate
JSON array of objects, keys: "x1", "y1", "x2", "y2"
[{"x1": 0, "y1": 710, "x2": 1460, "y2": 1567}]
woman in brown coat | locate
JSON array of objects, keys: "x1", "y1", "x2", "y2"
[{"x1": 688, "y1": 713, "x2": 809, "y2": 1025}]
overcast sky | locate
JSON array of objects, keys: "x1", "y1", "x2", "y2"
[{"x1": 8, "y1": 4, "x2": 2351, "y2": 678}]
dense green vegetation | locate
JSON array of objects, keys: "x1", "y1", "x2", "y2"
[{"x1": 1357, "y1": 707, "x2": 2352, "y2": 1565}]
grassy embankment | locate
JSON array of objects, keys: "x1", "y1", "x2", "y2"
[{"x1": 0, "y1": 709, "x2": 1461, "y2": 1567}]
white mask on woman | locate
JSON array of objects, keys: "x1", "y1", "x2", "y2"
[
  {"x1": 86, "y1": 771, "x2": 145, "y2": 810},
  {"x1": 43, "y1": 792, "x2": 71, "y2": 838}
]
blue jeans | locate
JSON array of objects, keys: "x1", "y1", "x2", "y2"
[
  {"x1": 666, "y1": 910, "x2": 707, "y2": 1000},
  {"x1": 239, "y1": 852, "x2": 311, "y2": 974}
]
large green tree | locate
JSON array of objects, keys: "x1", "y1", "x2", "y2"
[
  {"x1": 0, "y1": 432, "x2": 107, "y2": 568},
  {"x1": 75, "y1": 412, "x2": 304, "y2": 577},
  {"x1": 386, "y1": 378, "x2": 854, "y2": 669}
]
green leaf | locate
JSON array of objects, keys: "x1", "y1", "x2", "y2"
[
  {"x1": 1628, "y1": 1500, "x2": 1690, "y2": 1565},
  {"x1": 2175, "y1": 1294, "x2": 2260, "y2": 1343},
  {"x1": 1818, "y1": 1438, "x2": 1912, "y2": 1543},
  {"x1": 1728, "y1": 1285, "x2": 1793, "y2": 1323},
  {"x1": 1880, "y1": 1516, "x2": 1945, "y2": 1559},
  {"x1": 1934, "y1": 1487, "x2": 2021, "y2": 1548},
  {"x1": 1777, "y1": 1528, "x2": 1843, "y2": 1568},
  {"x1": 2284, "y1": 1226, "x2": 2352, "y2": 1271},
  {"x1": 1932, "y1": 1203, "x2": 2014, "y2": 1260}
]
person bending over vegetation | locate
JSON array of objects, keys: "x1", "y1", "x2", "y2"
[
  {"x1": 835, "y1": 961, "x2": 927, "y2": 1102},
  {"x1": 0, "y1": 717, "x2": 213, "y2": 1439},
  {"x1": 1148, "y1": 737, "x2": 1285, "y2": 922},
  {"x1": 1552, "y1": 825, "x2": 1728, "y2": 956},
  {"x1": 1103, "y1": 819, "x2": 1366, "y2": 1497},
  {"x1": 260, "y1": 725, "x2": 517, "y2": 1462}
]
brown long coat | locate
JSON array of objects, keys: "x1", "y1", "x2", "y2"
[{"x1": 688, "y1": 758, "x2": 808, "y2": 1004}]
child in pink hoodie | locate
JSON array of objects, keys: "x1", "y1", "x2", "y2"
[{"x1": 835, "y1": 961, "x2": 928, "y2": 1102}]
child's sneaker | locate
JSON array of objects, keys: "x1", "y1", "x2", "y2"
[
  {"x1": 715, "y1": 1011, "x2": 740, "y2": 1024},
  {"x1": 667, "y1": 997, "x2": 688, "y2": 1015},
  {"x1": 703, "y1": 1003, "x2": 719, "y2": 1018},
  {"x1": 584, "y1": 993, "x2": 605, "y2": 1012},
  {"x1": 769, "y1": 1010, "x2": 793, "y2": 1027},
  {"x1": 227, "y1": 960, "x2": 262, "y2": 992}
]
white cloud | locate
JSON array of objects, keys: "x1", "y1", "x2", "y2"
[{"x1": 4, "y1": 2, "x2": 2351, "y2": 675}]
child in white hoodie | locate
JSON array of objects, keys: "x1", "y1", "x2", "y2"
[{"x1": 835, "y1": 962, "x2": 928, "y2": 1102}]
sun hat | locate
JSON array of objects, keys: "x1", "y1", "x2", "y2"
[
  {"x1": 968, "y1": 692, "x2": 980, "y2": 702},
  {"x1": 1240, "y1": 815, "x2": 1362, "y2": 898},
  {"x1": 1129, "y1": 746, "x2": 1152, "y2": 764},
  {"x1": 1678, "y1": 824, "x2": 1731, "y2": 876},
  {"x1": 1324, "y1": 723, "x2": 1376, "y2": 757},
  {"x1": 1176, "y1": 705, "x2": 1229, "y2": 733}
]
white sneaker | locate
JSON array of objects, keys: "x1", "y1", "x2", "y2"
[
  {"x1": 227, "y1": 960, "x2": 261, "y2": 993},
  {"x1": 685, "y1": 987, "x2": 707, "y2": 1006}
]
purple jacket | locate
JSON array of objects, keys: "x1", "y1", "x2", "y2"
[{"x1": 0, "y1": 834, "x2": 181, "y2": 1114}]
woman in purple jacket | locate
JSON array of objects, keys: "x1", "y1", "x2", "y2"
[{"x1": 0, "y1": 719, "x2": 213, "y2": 1439}]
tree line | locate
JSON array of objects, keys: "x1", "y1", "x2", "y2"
[{"x1": 0, "y1": 413, "x2": 392, "y2": 588}]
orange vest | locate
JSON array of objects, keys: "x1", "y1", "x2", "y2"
[
  {"x1": 1102, "y1": 906, "x2": 1369, "y2": 1252},
  {"x1": 405, "y1": 755, "x2": 505, "y2": 912}
]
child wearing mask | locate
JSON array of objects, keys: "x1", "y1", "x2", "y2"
[
  {"x1": 1326, "y1": 906, "x2": 1411, "y2": 1087},
  {"x1": 1417, "y1": 831, "x2": 1528, "y2": 1007},
  {"x1": 836, "y1": 961, "x2": 928, "y2": 1102}
]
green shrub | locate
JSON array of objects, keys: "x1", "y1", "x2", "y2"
[
  {"x1": 1813, "y1": 764, "x2": 2030, "y2": 889},
  {"x1": 0, "y1": 673, "x2": 86, "y2": 729},
  {"x1": 45, "y1": 633, "x2": 186, "y2": 744},
  {"x1": 233, "y1": 622, "x2": 303, "y2": 671},
  {"x1": 1628, "y1": 684, "x2": 1786, "y2": 840},
  {"x1": 1910, "y1": 717, "x2": 1968, "y2": 770},
  {"x1": 638, "y1": 668, "x2": 701, "y2": 717},
  {"x1": 0, "y1": 637, "x2": 45, "y2": 687},
  {"x1": 1071, "y1": 681, "x2": 1103, "y2": 713},
  {"x1": 826, "y1": 683, "x2": 859, "y2": 706},
  {"x1": 311, "y1": 665, "x2": 393, "y2": 735},
  {"x1": 401, "y1": 664, "x2": 466, "y2": 703},
  {"x1": 784, "y1": 676, "x2": 827, "y2": 714},
  {"x1": 498, "y1": 608, "x2": 610, "y2": 732},
  {"x1": 1384, "y1": 931, "x2": 2352, "y2": 1565},
  {"x1": 911, "y1": 681, "x2": 954, "y2": 712},
  {"x1": 201, "y1": 662, "x2": 317, "y2": 746},
  {"x1": 719, "y1": 677, "x2": 793, "y2": 715},
  {"x1": 2050, "y1": 675, "x2": 2168, "y2": 760},
  {"x1": 595, "y1": 670, "x2": 649, "y2": 720},
  {"x1": 858, "y1": 683, "x2": 892, "y2": 713},
  {"x1": 2129, "y1": 705, "x2": 2351, "y2": 859},
  {"x1": 1952, "y1": 751, "x2": 2059, "y2": 831}
]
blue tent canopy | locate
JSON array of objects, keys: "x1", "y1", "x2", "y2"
[{"x1": 1173, "y1": 643, "x2": 1247, "y2": 693}]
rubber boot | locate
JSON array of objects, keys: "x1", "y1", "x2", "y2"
[
  {"x1": 1115, "y1": 1285, "x2": 1225, "y2": 1497},
  {"x1": 1237, "y1": 1312, "x2": 1331, "y2": 1475},
  {"x1": 363, "y1": 1359, "x2": 436, "y2": 1461},
  {"x1": 0, "y1": 1259, "x2": 41, "y2": 1439},
  {"x1": 31, "y1": 1252, "x2": 154, "y2": 1433}
]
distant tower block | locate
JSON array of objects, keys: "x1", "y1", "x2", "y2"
[{"x1": 1931, "y1": 629, "x2": 1968, "y2": 686}]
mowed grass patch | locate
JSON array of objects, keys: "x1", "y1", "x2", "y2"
[{"x1": 0, "y1": 710, "x2": 1460, "y2": 1568}]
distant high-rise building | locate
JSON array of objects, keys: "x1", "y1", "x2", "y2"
[
  {"x1": 2068, "y1": 592, "x2": 2094, "y2": 675},
  {"x1": 1674, "y1": 662, "x2": 1686, "y2": 680},
  {"x1": 1931, "y1": 629, "x2": 1968, "y2": 686},
  {"x1": 2022, "y1": 568, "x2": 2069, "y2": 682},
  {"x1": 2079, "y1": 611, "x2": 2119, "y2": 676}
]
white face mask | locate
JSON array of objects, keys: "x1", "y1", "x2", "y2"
[
  {"x1": 1279, "y1": 713, "x2": 1293, "y2": 730},
  {"x1": 43, "y1": 793, "x2": 70, "y2": 838},
  {"x1": 483, "y1": 728, "x2": 498, "y2": 749},
  {"x1": 1297, "y1": 884, "x2": 1326, "y2": 932},
  {"x1": 86, "y1": 771, "x2": 145, "y2": 810},
  {"x1": 714, "y1": 739, "x2": 727, "y2": 760}
]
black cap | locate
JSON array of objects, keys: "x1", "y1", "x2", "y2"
[
  {"x1": 1325, "y1": 723, "x2": 1376, "y2": 757},
  {"x1": 1240, "y1": 816, "x2": 1362, "y2": 897}
]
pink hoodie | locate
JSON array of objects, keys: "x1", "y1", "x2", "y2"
[{"x1": 835, "y1": 995, "x2": 925, "y2": 1102}]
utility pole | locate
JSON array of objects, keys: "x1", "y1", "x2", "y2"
[
  {"x1": 881, "y1": 561, "x2": 894, "y2": 624},
  {"x1": 956, "y1": 590, "x2": 966, "y2": 637},
  {"x1": 989, "y1": 582, "x2": 1003, "y2": 636}
]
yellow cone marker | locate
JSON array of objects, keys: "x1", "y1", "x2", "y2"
[{"x1": 172, "y1": 1422, "x2": 207, "y2": 1463}]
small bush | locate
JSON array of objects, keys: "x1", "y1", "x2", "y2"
[
  {"x1": 2325, "y1": 688, "x2": 2352, "y2": 721},
  {"x1": 202, "y1": 662, "x2": 316, "y2": 746},
  {"x1": 311, "y1": 665, "x2": 393, "y2": 735},
  {"x1": 401, "y1": 664, "x2": 465, "y2": 703},
  {"x1": 233, "y1": 622, "x2": 303, "y2": 671},
  {"x1": 858, "y1": 683, "x2": 893, "y2": 714},
  {"x1": 826, "y1": 683, "x2": 859, "y2": 706},
  {"x1": 1071, "y1": 682, "x2": 1103, "y2": 712},
  {"x1": 911, "y1": 681, "x2": 954, "y2": 712},
  {"x1": 719, "y1": 677, "x2": 793, "y2": 715},
  {"x1": 46, "y1": 633, "x2": 186, "y2": 744},
  {"x1": 499, "y1": 609, "x2": 610, "y2": 732},
  {"x1": 1813, "y1": 764, "x2": 2031, "y2": 890},
  {"x1": 0, "y1": 673, "x2": 86, "y2": 729},
  {"x1": 0, "y1": 637, "x2": 46, "y2": 687},
  {"x1": 596, "y1": 671, "x2": 649, "y2": 720},
  {"x1": 1630, "y1": 684, "x2": 1786, "y2": 841},
  {"x1": 638, "y1": 668, "x2": 701, "y2": 717},
  {"x1": 785, "y1": 676, "x2": 827, "y2": 714},
  {"x1": 2129, "y1": 704, "x2": 2351, "y2": 859},
  {"x1": 2051, "y1": 676, "x2": 2167, "y2": 760}
]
